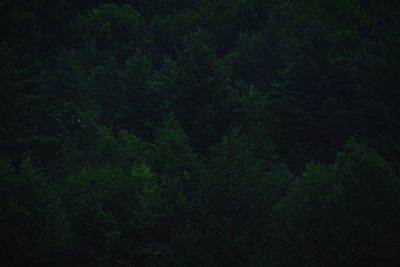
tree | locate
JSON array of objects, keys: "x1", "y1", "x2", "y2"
[
  {"x1": 272, "y1": 140, "x2": 400, "y2": 266},
  {"x1": 173, "y1": 29, "x2": 240, "y2": 149},
  {"x1": 0, "y1": 157, "x2": 72, "y2": 267},
  {"x1": 195, "y1": 129, "x2": 292, "y2": 266},
  {"x1": 70, "y1": 4, "x2": 148, "y2": 61}
]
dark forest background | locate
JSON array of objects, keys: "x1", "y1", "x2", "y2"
[{"x1": 1, "y1": 0, "x2": 400, "y2": 266}]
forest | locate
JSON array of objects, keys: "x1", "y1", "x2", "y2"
[{"x1": 1, "y1": 0, "x2": 400, "y2": 266}]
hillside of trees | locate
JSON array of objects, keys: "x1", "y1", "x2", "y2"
[{"x1": 1, "y1": 0, "x2": 400, "y2": 266}]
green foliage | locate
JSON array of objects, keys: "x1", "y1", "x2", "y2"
[
  {"x1": 0, "y1": 157, "x2": 72, "y2": 267},
  {"x1": 61, "y1": 125, "x2": 148, "y2": 175},
  {"x1": 228, "y1": 26, "x2": 284, "y2": 90},
  {"x1": 149, "y1": 10, "x2": 207, "y2": 58},
  {"x1": 151, "y1": 115, "x2": 198, "y2": 176},
  {"x1": 2, "y1": 0, "x2": 400, "y2": 266},
  {"x1": 0, "y1": 41, "x2": 59, "y2": 161},
  {"x1": 194, "y1": 129, "x2": 293, "y2": 266},
  {"x1": 60, "y1": 131, "x2": 160, "y2": 266},
  {"x1": 57, "y1": 120, "x2": 199, "y2": 266},
  {"x1": 272, "y1": 140, "x2": 400, "y2": 266},
  {"x1": 173, "y1": 28, "x2": 240, "y2": 148},
  {"x1": 71, "y1": 4, "x2": 148, "y2": 60},
  {"x1": 149, "y1": 115, "x2": 199, "y2": 231}
]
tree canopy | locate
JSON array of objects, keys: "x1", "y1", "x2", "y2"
[{"x1": 1, "y1": 0, "x2": 400, "y2": 266}]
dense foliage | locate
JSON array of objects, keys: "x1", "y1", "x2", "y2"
[{"x1": 1, "y1": 0, "x2": 400, "y2": 266}]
